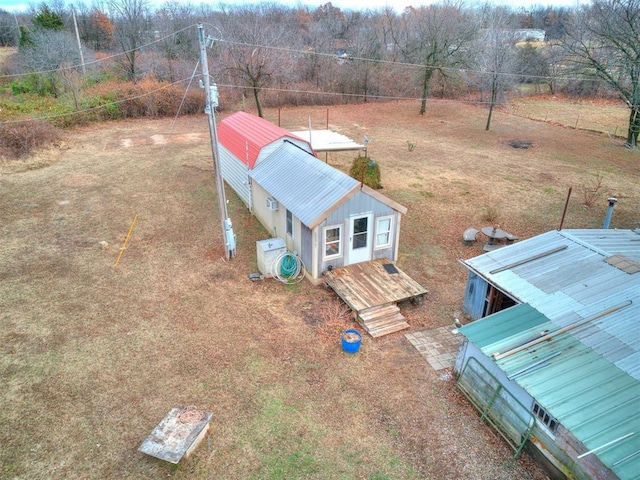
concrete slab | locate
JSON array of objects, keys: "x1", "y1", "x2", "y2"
[{"x1": 405, "y1": 326, "x2": 462, "y2": 370}]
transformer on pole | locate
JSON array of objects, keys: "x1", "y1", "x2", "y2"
[{"x1": 197, "y1": 24, "x2": 236, "y2": 260}]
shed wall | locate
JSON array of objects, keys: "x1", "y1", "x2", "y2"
[
  {"x1": 325, "y1": 190, "x2": 400, "y2": 264},
  {"x1": 252, "y1": 181, "x2": 282, "y2": 239},
  {"x1": 219, "y1": 144, "x2": 252, "y2": 208},
  {"x1": 463, "y1": 272, "x2": 489, "y2": 319},
  {"x1": 457, "y1": 342, "x2": 621, "y2": 480}
]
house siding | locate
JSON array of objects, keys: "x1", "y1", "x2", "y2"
[
  {"x1": 301, "y1": 224, "x2": 313, "y2": 276},
  {"x1": 219, "y1": 144, "x2": 252, "y2": 208},
  {"x1": 325, "y1": 190, "x2": 400, "y2": 266}
]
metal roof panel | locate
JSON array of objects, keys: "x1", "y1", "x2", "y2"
[
  {"x1": 250, "y1": 142, "x2": 359, "y2": 226},
  {"x1": 218, "y1": 112, "x2": 312, "y2": 169},
  {"x1": 460, "y1": 229, "x2": 640, "y2": 479}
]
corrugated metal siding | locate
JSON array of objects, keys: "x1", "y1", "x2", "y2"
[
  {"x1": 459, "y1": 229, "x2": 640, "y2": 480},
  {"x1": 218, "y1": 111, "x2": 312, "y2": 169},
  {"x1": 250, "y1": 142, "x2": 359, "y2": 227},
  {"x1": 325, "y1": 190, "x2": 394, "y2": 223},
  {"x1": 219, "y1": 144, "x2": 251, "y2": 208}
]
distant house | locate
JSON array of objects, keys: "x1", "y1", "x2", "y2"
[
  {"x1": 218, "y1": 112, "x2": 407, "y2": 284},
  {"x1": 515, "y1": 29, "x2": 546, "y2": 42},
  {"x1": 455, "y1": 229, "x2": 640, "y2": 480}
]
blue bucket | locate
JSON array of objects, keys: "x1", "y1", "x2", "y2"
[{"x1": 341, "y1": 329, "x2": 362, "y2": 354}]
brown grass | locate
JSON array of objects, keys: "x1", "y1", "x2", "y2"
[{"x1": 0, "y1": 99, "x2": 638, "y2": 479}]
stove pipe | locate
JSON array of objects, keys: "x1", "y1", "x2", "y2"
[{"x1": 603, "y1": 197, "x2": 617, "y2": 229}]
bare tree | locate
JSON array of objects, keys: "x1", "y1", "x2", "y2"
[
  {"x1": 341, "y1": 13, "x2": 385, "y2": 102},
  {"x1": 220, "y1": 4, "x2": 297, "y2": 117},
  {"x1": 565, "y1": 0, "x2": 640, "y2": 147},
  {"x1": 152, "y1": 2, "x2": 198, "y2": 82},
  {"x1": 58, "y1": 62, "x2": 83, "y2": 109},
  {"x1": 0, "y1": 10, "x2": 20, "y2": 47},
  {"x1": 107, "y1": 0, "x2": 150, "y2": 82},
  {"x1": 396, "y1": 2, "x2": 477, "y2": 115},
  {"x1": 19, "y1": 29, "x2": 87, "y2": 96},
  {"x1": 475, "y1": 6, "x2": 519, "y2": 130}
]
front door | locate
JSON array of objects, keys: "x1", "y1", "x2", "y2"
[{"x1": 348, "y1": 214, "x2": 372, "y2": 264}]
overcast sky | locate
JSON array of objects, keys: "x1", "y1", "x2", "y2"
[{"x1": 1, "y1": 0, "x2": 589, "y2": 14}]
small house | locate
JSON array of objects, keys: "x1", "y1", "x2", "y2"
[
  {"x1": 455, "y1": 229, "x2": 640, "y2": 480},
  {"x1": 218, "y1": 111, "x2": 314, "y2": 210},
  {"x1": 218, "y1": 112, "x2": 407, "y2": 284}
]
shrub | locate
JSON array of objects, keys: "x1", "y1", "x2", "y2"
[
  {"x1": 0, "y1": 119, "x2": 61, "y2": 158},
  {"x1": 349, "y1": 156, "x2": 382, "y2": 189},
  {"x1": 84, "y1": 77, "x2": 204, "y2": 120}
]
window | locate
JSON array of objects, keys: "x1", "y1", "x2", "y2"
[
  {"x1": 286, "y1": 209, "x2": 294, "y2": 238},
  {"x1": 323, "y1": 226, "x2": 342, "y2": 259},
  {"x1": 375, "y1": 216, "x2": 392, "y2": 248},
  {"x1": 532, "y1": 402, "x2": 559, "y2": 434}
]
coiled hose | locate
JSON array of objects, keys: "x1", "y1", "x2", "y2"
[{"x1": 272, "y1": 251, "x2": 306, "y2": 284}]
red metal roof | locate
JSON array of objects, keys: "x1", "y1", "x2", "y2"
[{"x1": 218, "y1": 111, "x2": 309, "y2": 169}]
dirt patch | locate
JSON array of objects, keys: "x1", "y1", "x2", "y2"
[{"x1": 0, "y1": 99, "x2": 638, "y2": 479}]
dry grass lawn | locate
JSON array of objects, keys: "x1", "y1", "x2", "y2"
[{"x1": 1, "y1": 98, "x2": 638, "y2": 479}]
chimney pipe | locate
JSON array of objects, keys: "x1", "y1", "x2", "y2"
[{"x1": 603, "y1": 197, "x2": 617, "y2": 229}]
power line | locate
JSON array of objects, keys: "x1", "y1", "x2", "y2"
[
  {"x1": 0, "y1": 75, "x2": 195, "y2": 125},
  {"x1": 1, "y1": 21, "x2": 614, "y2": 86}
]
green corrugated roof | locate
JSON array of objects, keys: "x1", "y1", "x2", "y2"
[
  {"x1": 459, "y1": 303, "x2": 549, "y2": 349},
  {"x1": 459, "y1": 303, "x2": 640, "y2": 480}
]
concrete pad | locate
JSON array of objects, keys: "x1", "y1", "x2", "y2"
[{"x1": 405, "y1": 326, "x2": 462, "y2": 370}]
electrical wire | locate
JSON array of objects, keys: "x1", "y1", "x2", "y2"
[
  {"x1": 0, "y1": 21, "x2": 627, "y2": 127},
  {"x1": 1, "y1": 20, "x2": 614, "y2": 86}
]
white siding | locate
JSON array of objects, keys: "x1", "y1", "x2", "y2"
[{"x1": 219, "y1": 144, "x2": 251, "y2": 208}]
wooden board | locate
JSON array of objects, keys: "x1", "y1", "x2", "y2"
[
  {"x1": 138, "y1": 406, "x2": 213, "y2": 464},
  {"x1": 324, "y1": 259, "x2": 427, "y2": 313}
]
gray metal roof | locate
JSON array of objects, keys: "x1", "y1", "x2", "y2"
[
  {"x1": 460, "y1": 229, "x2": 640, "y2": 479},
  {"x1": 462, "y1": 229, "x2": 640, "y2": 378},
  {"x1": 250, "y1": 141, "x2": 359, "y2": 227}
]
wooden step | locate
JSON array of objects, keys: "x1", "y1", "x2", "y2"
[
  {"x1": 358, "y1": 304, "x2": 410, "y2": 337},
  {"x1": 362, "y1": 311, "x2": 406, "y2": 329},
  {"x1": 358, "y1": 304, "x2": 400, "y2": 321},
  {"x1": 367, "y1": 319, "x2": 410, "y2": 337}
]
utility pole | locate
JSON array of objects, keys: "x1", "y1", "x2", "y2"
[
  {"x1": 71, "y1": 6, "x2": 86, "y2": 77},
  {"x1": 197, "y1": 24, "x2": 236, "y2": 260}
]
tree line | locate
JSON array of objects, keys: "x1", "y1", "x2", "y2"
[{"x1": 1, "y1": 0, "x2": 638, "y2": 147}]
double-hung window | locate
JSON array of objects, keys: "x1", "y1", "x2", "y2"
[
  {"x1": 375, "y1": 216, "x2": 393, "y2": 249},
  {"x1": 323, "y1": 226, "x2": 342, "y2": 259}
]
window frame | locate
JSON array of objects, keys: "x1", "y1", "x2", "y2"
[
  {"x1": 286, "y1": 209, "x2": 294, "y2": 239},
  {"x1": 532, "y1": 401, "x2": 559, "y2": 435},
  {"x1": 322, "y1": 225, "x2": 343, "y2": 260},
  {"x1": 375, "y1": 215, "x2": 393, "y2": 249}
]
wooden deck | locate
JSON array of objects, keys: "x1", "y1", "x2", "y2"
[{"x1": 324, "y1": 259, "x2": 428, "y2": 337}]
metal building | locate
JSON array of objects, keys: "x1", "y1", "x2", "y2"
[
  {"x1": 217, "y1": 111, "x2": 406, "y2": 284},
  {"x1": 218, "y1": 111, "x2": 314, "y2": 209},
  {"x1": 455, "y1": 229, "x2": 640, "y2": 480}
]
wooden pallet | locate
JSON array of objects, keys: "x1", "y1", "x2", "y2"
[{"x1": 357, "y1": 304, "x2": 410, "y2": 338}]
